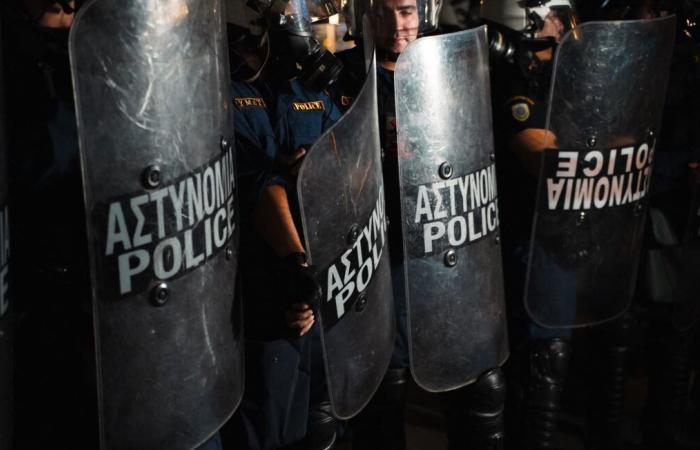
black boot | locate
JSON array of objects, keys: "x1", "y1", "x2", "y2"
[
  {"x1": 522, "y1": 338, "x2": 571, "y2": 450},
  {"x1": 287, "y1": 401, "x2": 337, "y2": 450},
  {"x1": 351, "y1": 368, "x2": 408, "y2": 450},
  {"x1": 447, "y1": 367, "x2": 506, "y2": 450},
  {"x1": 586, "y1": 312, "x2": 636, "y2": 450}
]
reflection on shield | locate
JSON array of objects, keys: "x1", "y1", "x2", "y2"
[
  {"x1": 525, "y1": 17, "x2": 676, "y2": 328},
  {"x1": 395, "y1": 26, "x2": 508, "y2": 392},
  {"x1": 71, "y1": 0, "x2": 242, "y2": 448},
  {"x1": 297, "y1": 53, "x2": 395, "y2": 419}
]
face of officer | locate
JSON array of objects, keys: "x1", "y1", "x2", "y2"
[
  {"x1": 22, "y1": 0, "x2": 75, "y2": 28},
  {"x1": 533, "y1": 12, "x2": 564, "y2": 63},
  {"x1": 372, "y1": 0, "x2": 420, "y2": 55}
]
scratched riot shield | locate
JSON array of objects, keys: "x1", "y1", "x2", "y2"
[
  {"x1": 71, "y1": 1, "x2": 242, "y2": 448},
  {"x1": 395, "y1": 27, "x2": 508, "y2": 392},
  {"x1": 297, "y1": 53, "x2": 394, "y2": 419},
  {"x1": 0, "y1": 29, "x2": 12, "y2": 449},
  {"x1": 525, "y1": 17, "x2": 676, "y2": 328}
]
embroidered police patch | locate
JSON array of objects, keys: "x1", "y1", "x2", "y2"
[
  {"x1": 511, "y1": 102, "x2": 530, "y2": 122},
  {"x1": 292, "y1": 100, "x2": 325, "y2": 111},
  {"x1": 234, "y1": 97, "x2": 266, "y2": 108}
]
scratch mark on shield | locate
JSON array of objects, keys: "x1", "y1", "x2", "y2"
[{"x1": 202, "y1": 305, "x2": 217, "y2": 368}]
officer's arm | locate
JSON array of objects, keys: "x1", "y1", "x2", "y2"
[
  {"x1": 253, "y1": 184, "x2": 316, "y2": 336},
  {"x1": 509, "y1": 128, "x2": 557, "y2": 177},
  {"x1": 253, "y1": 184, "x2": 305, "y2": 256}
]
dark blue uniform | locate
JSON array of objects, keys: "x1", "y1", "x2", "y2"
[
  {"x1": 229, "y1": 72, "x2": 341, "y2": 450},
  {"x1": 490, "y1": 62, "x2": 576, "y2": 342},
  {"x1": 637, "y1": 28, "x2": 700, "y2": 449},
  {"x1": 2, "y1": 20, "x2": 100, "y2": 448}
]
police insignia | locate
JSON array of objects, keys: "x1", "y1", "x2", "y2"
[
  {"x1": 293, "y1": 100, "x2": 325, "y2": 111},
  {"x1": 234, "y1": 97, "x2": 266, "y2": 108},
  {"x1": 511, "y1": 102, "x2": 530, "y2": 122}
]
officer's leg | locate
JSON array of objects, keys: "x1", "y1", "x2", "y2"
[
  {"x1": 289, "y1": 324, "x2": 337, "y2": 450},
  {"x1": 643, "y1": 307, "x2": 699, "y2": 449},
  {"x1": 351, "y1": 367, "x2": 408, "y2": 450},
  {"x1": 522, "y1": 337, "x2": 571, "y2": 450},
  {"x1": 502, "y1": 242, "x2": 572, "y2": 450},
  {"x1": 635, "y1": 207, "x2": 700, "y2": 449},
  {"x1": 586, "y1": 312, "x2": 636, "y2": 450},
  {"x1": 446, "y1": 367, "x2": 507, "y2": 450},
  {"x1": 351, "y1": 262, "x2": 409, "y2": 450},
  {"x1": 227, "y1": 337, "x2": 311, "y2": 450}
]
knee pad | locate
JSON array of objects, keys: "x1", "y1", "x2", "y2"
[
  {"x1": 470, "y1": 367, "x2": 506, "y2": 417},
  {"x1": 530, "y1": 338, "x2": 571, "y2": 387},
  {"x1": 304, "y1": 401, "x2": 337, "y2": 450}
]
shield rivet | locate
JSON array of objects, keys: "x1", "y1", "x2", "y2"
[
  {"x1": 347, "y1": 224, "x2": 360, "y2": 245},
  {"x1": 444, "y1": 249, "x2": 457, "y2": 267},
  {"x1": 220, "y1": 135, "x2": 232, "y2": 152},
  {"x1": 633, "y1": 203, "x2": 644, "y2": 216},
  {"x1": 151, "y1": 282, "x2": 170, "y2": 307},
  {"x1": 648, "y1": 129, "x2": 655, "y2": 140},
  {"x1": 355, "y1": 292, "x2": 368, "y2": 312},
  {"x1": 439, "y1": 162, "x2": 453, "y2": 179},
  {"x1": 495, "y1": 235, "x2": 501, "y2": 245},
  {"x1": 578, "y1": 249, "x2": 589, "y2": 259},
  {"x1": 576, "y1": 211, "x2": 587, "y2": 226},
  {"x1": 143, "y1": 165, "x2": 162, "y2": 189},
  {"x1": 225, "y1": 245, "x2": 234, "y2": 260},
  {"x1": 586, "y1": 136, "x2": 597, "y2": 148}
]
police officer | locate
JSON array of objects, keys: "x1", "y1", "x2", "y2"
[
  {"x1": 634, "y1": 2, "x2": 700, "y2": 448},
  {"x1": 4, "y1": 2, "x2": 232, "y2": 448},
  {"x1": 331, "y1": 1, "x2": 508, "y2": 449},
  {"x1": 486, "y1": 1, "x2": 675, "y2": 449},
  {"x1": 1, "y1": 2, "x2": 98, "y2": 447},
  {"x1": 223, "y1": 0, "x2": 343, "y2": 448},
  {"x1": 485, "y1": 1, "x2": 579, "y2": 448}
]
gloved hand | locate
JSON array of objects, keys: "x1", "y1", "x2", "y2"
[{"x1": 282, "y1": 252, "x2": 322, "y2": 336}]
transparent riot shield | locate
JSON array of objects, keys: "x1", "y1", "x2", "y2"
[
  {"x1": 297, "y1": 53, "x2": 394, "y2": 419},
  {"x1": 0, "y1": 28, "x2": 12, "y2": 449},
  {"x1": 70, "y1": 1, "x2": 242, "y2": 448},
  {"x1": 525, "y1": 17, "x2": 676, "y2": 328},
  {"x1": 395, "y1": 27, "x2": 508, "y2": 392}
]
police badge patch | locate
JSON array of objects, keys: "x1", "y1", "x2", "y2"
[{"x1": 511, "y1": 102, "x2": 530, "y2": 122}]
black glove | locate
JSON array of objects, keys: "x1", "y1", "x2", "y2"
[{"x1": 282, "y1": 252, "x2": 322, "y2": 311}]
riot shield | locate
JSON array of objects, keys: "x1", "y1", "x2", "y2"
[
  {"x1": 297, "y1": 53, "x2": 394, "y2": 419},
  {"x1": 395, "y1": 27, "x2": 508, "y2": 392},
  {"x1": 0, "y1": 27, "x2": 12, "y2": 449},
  {"x1": 70, "y1": 1, "x2": 242, "y2": 448},
  {"x1": 525, "y1": 17, "x2": 676, "y2": 328}
]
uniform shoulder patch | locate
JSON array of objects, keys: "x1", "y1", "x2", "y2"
[
  {"x1": 292, "y1": 100, "x2": 325, "y2": 111},
  {"x1": 510, "y1": 102, "x2": 531, "y2": 122},
  {"x1": 234, "y1": 97, "x2": 266, "y2": 108}
]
